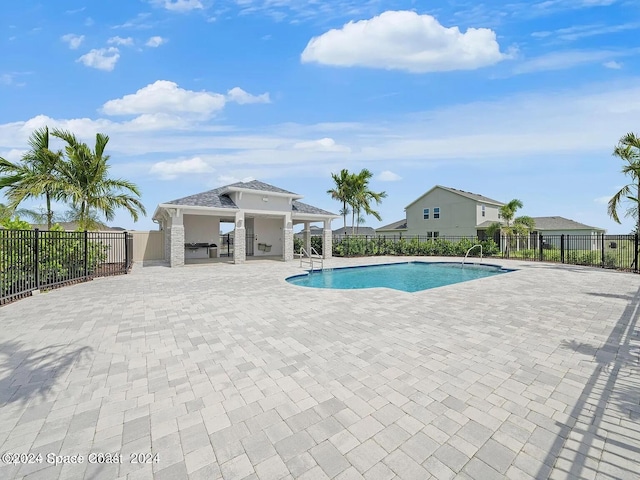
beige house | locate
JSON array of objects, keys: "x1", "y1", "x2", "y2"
[
  {"x1": 378, "y1": 185, "x2": 504, "y2": 238},
  {"x1": 377, "y1": 186, "x2": 606, "y2": 246},
  {"x1": 153, "y1": 180, "x2": 338, "y2": 266}
]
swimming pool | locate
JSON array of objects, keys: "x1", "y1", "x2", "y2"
[{"x1": 286, "y1": 261, "x2": 512, "y2": 292}]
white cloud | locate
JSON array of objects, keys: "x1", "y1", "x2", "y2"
[
  {"x1": 146, "y1": 36, "x2": 166, "y2": 47},
  {"x1": 112, "y1": 13, "x2": 153, "y2": 30},
  {"x1": 216, "y1": 174, "x2": 255, "y2": 185},
  {"x1": 101, "y1": 81, "x2": 271, "y2": 119},
  {"x1": 3, "y1": 80, "x2": 640, "y2": 184},
  {"x1": 108, "y1": 36, "x2": 134, "y2": 46},
  {"x1": 226, "y1": 87, "x2": 270, "y2": 104},
  {"x1": 61, "y1": 33, "x2": 85, "y2": 50},
  {"x1": 512, "y1": 49, "x2": 634, "y2": 74},
  {"x1": 531, "y1": 22, "x2": 639, "y2": 42},
  {"x1": 150, "y1": 156, "x2": 213, "y2": 179},
  {"x1": 378, "y1": 170, "x2": 401, "y2": 182},
  {"x1": 77, "y1": 47, "x2": 120, "y2": 71},
  {"x1": 604, "y1": 60, "x2": 623, "y2": 69},
  {"x1": 0, "y1": 73, "x2": 28, "y2": 87},
  {"x1": 292, "y1": 137, "x2": 350, "y2": 153},
  {"x1": 301, "y1": 10, "x2": 509, "y2": 73},
  {"x1": 102, "y1": 80, "x2": 226, "y2": 117},
  {"x1": 594, "y1": 195, "x2": 611, "y2": 205},
  {"x1": 151, "y1": 0, "x2": 203, "y2": 12},
  {"x1": 0, "y1": 148, "x2": 27, "y2": 162}
]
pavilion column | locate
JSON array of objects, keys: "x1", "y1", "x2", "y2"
[
  {"x1": 169, "y1": 209, "x2": 184, "y2": 267},
  {"x1": 234, "y1": 211, "x2": 246, "y2": 264},
  {"x1": 283, "y1": 214, "x2": 294, "y2": 261},
  {"x1": 323, "y1": 219, "x2": 333, "y2": 259},
  {"x1": 303, "y1": 221, "x2": 311, "y2": 255}
]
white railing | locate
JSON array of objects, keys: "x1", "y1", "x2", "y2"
[
  {"x1": 462, "y1": 244, "x2": 483, "y2": 268},
  {"x1": 298, "y1": 246, "x2": 324, "y2": 270}
]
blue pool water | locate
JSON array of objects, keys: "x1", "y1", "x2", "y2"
[{"x1": 286, "y1": 262, "x2": 511, "y2": 292}]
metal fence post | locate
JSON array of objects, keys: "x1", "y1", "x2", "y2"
[
  {"x1": 635, "y1": 234, "x2": 639, "y2": 273},
  {"x1": 539, "y1": 234, "x2": 543, "y2": 261},
  {"x1": 124, "y1": 231, "x2": 130, "y2": 273},
  {"x1": 601, "y1": 233, "x2": 605, "y2": 267},
  {"x1": 34, "y1": 229, "x2": 40, "y2": 290},
  {"x1": 560, "y1": 234, "x2": 565, "y2": 264},
  {"x1": 83, "y1": 230, "x2": 89, "y2": 279}
]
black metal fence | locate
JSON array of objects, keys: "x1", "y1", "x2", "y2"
[
  {"x1": 323, "y1": 233, "x2": 640, "y2": 273},
  {"x1": 1, "y1": 229, "x2": 133, "y2": 306}
]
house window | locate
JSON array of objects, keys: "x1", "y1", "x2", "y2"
[
  {"x1": 498, "y1": 212, "x2": 501, "y2": 219},
  {"x1": 434, "y1": 207, "x2": 440, "y2": 219},
  {"x1": 434, "y1": 231, "x2": 439, "y2": 238},
  {"x1": 482, "y1": 205, "x2": 485, "y2": 217},
  {"x1": 423, "y1": 208, "x2": 429, "y2": 220},
  {"x1": 426, "y1": 231, "x2": 439, "y2": 239}
]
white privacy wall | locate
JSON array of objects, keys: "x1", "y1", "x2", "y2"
[
  {"x1": 253, "y1": 217, "x2": 283, "y2": 256},
  {"x1": 183, "y1": 215, "x2": 221, "y2": 244}
]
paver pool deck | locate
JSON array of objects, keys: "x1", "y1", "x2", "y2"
[{"x1": 0, "y1": 256, "x2": 639, "y2": 480}]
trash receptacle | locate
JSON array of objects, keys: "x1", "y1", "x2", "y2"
[{"x1": 209, "y1": 244, "x2": 218, "y2": 258}]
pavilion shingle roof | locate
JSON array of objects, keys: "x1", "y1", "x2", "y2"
[
  {"x1": 164, "y1": 180, "x2": 336, "y2": 216},
  {"x1": 166, "y1": 185, "x2": 239, "y2": 209},
  {"x1": 166, "y1": 180, "x2": 300, "y2": 209},
  {"x1": 292, "y1": 201, "x2": 336, "y2": 216}
]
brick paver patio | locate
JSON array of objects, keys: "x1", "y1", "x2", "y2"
[{"x1": 0, "y1": 256, "x2": 639, "y2": 479}]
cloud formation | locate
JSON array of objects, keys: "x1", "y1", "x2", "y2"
[
  {"x1": 226, "y1": 87, "x2": 270, "y2": 105},
  {"x1": 101, "y1": 80, "x2": 270, "y2": 119},
  {"x1": 108, "y1": 36, "x2": 134, "y2": 46},
  {"x1": 146, "y1": 36, "x2": 166, "y2": 47},
  {"x1": 77, "y1": 47, "x2": 120, "y2": 71},
  {"x1": 378, "y1": 170, "x2": 401, "y2": 182},
  {"x1": 301, "y1": 11, "x2": 509, "y2": 73},
  {"x1": 151, "y1": 0, "x2": 203, "y2": 12},
  {"x1": 150, "y1": 156, "x2": 213, "y2": 179},
  {"x1": 61, "y1": 34, "x2": 85, "y2": 50}
]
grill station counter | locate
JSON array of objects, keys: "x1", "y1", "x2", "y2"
[{"x1": 184, "y1": 243, "x2": 218, "y2": 259}]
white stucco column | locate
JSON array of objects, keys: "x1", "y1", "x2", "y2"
[
  {"x1": 323, "y1": 219, "x2": 333, "y2": 259},
  {"x1": 169, "y1": 209, "x2": 184, "y2": 267},
  {"x1": 303, "y1": 221, "x2": 311, "y2": 255},
  {"x1": 283, "y1": 214, "x2": 294, "y2": 261},
  {"x1": 234, "y1": 211, "x2": 246, "y2": 264}
]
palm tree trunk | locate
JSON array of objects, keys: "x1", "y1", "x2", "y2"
[
  {"x1": 46, "y1": 192, "x2": 52, "y2": 230},
  {"x1": 343, "y1": 201, "x2": 347, "y2": 229},
  {"x1": 351, "y1": 209, "x2": 355, "y2": 235}
]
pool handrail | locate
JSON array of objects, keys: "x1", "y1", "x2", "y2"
[{"x1": 462, "y1": 244, "x2": 483, "y2": 268}]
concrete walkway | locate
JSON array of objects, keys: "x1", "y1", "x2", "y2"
[{"x1": 0, "y1": 257, "x2": 639, "y2": 480}]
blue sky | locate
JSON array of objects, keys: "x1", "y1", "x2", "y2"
[{"x1": 1, "y1": 0, "x2": 639, "y2": 233}]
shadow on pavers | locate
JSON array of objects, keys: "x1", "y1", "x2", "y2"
[
  {"x1": 542, "y1": 287, "x2": 640, "y2": 479},
  {"x1": 0, "y1": 342, "x2": 92, "y2": 406}
]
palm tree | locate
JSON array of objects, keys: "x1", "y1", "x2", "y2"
[
  {"x1": 0, "y1": 127, "x2": 65, "y2": 229},
  {"x1": 608, "y1": 132, "x2": 640, "y2": 235},
  {"x1": 327, "y1": 169, "x2": 353, "y2": 229},
  {"x1": 349, "y1": 169, "x2": 387, "y2": 234},
  {"x1": 52, "y1": 129, "x2": 146, "y2": 230},
  {"x1": 487, "y1": 199, "x2": 535, "y2": 257}
]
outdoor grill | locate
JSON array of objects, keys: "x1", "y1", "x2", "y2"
[
  {"x1": 184, "y1": 243, "x2": 218, "y2": 259},
  {"x1": 184, "y1": 242, "x2": 217, "y2": 250}
]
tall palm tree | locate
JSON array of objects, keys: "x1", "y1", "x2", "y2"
[
  {"x1": 52, "y1": 129, "x2": 146, "y2": 230},
  {"x1": 327, "y1": 169, "x2": 353, "y2": 229},
  {"x1": 349, "y1": 169, "x2": 387, "y2": 234},
  {"x1": 487, "y1": 199, "x2": 535, "y2": 256},
  {"x1": 608, "y1": 132, "x2": 640, "y2": 235},
  {"x1": 0, "y1": 127, "x2": 65, "y2": 229}
]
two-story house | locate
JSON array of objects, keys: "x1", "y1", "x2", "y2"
[{"x1": 377, "y1": 185, "x2": 504, "y2": 238}]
